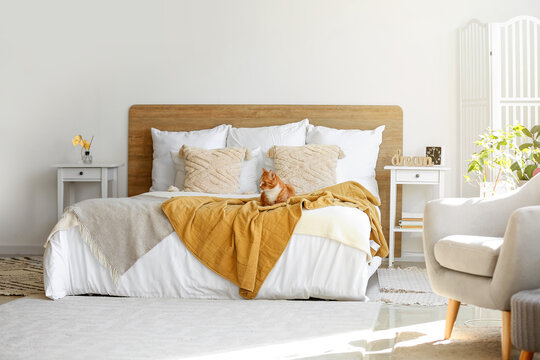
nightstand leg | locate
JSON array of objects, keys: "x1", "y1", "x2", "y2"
[
  {"x1": 389, "y1": 170, "x2": 396, "y2": 267},
  {"x1": 68, "y1": 183, "x2": 75, "y2": 205},
  {"x1": 112, "y1": 168, "x2": 118, "y2": 198},
  {"x1": 438, "y1": 171, "x2": 445, "y2": 199},
  {"x1": 57, "y1": 169, "x2": 64, "y2": 220},
  {"x1": 101, "y1": 168, "x2": 108, "y2": 198}
]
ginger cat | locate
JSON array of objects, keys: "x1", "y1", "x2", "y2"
[{"x1": 259, "y1": 168, "x2": 295, "y2": 206}]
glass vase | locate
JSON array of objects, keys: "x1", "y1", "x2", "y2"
[{"x1": 81, "y1": 150, "x2": 93, "y2": 164}]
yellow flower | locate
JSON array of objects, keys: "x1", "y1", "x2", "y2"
[
  {"x1": 82, "y1": 139, "x2": 91, "y2": 150},
  {"x1": 72, "y1": 135, "x2": 82, "y2": 147}
]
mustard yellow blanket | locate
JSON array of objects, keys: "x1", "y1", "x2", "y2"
[{"x1": 161, "y1": 181, "x2": 387, "y2": 299}]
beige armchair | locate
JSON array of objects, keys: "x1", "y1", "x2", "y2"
[{"x1": 423, "y1": 175, "x2": 540, "y2": 360}]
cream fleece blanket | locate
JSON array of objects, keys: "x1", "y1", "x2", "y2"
[{"x1": 47, "y1": 191, "x2": 375, "y2": 283}]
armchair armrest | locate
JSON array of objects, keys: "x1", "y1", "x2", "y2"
[{"x1": 491, "y1": 206, "x2": 540, "y2": 310}]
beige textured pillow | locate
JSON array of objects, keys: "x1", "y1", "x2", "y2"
[
  {"x1": 176, "y1": 145, "x2": 251, "y2": 193},
  {"x1": 267, "y1": 144, "x2": 345, "y2": 194}
]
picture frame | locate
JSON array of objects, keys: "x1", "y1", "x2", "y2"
[{"x1": 426, "y1": 146, "x2": 443, "y2": 165}]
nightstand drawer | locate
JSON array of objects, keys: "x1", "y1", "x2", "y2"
[
  {"x1": 62, "y1": 168, "x2": 101, "y2": 180},
  {"x1": 396, "y1": 170, "x2": 439, "y2": 183}
]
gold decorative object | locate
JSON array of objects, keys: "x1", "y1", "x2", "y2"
[{"x1": 391, "y1": 149, "x2": 433, "y2": 167}]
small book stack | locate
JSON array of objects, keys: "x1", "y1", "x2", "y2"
[{"x1": 399, "y1": 212, "x2": 423, "y2": 229}]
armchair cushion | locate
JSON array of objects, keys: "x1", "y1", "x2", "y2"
[{"x1": 434, "y1": 235, "x2": 504, "y2": 277}]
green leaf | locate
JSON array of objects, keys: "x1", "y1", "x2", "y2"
[
  {"x1": 510, "y1": 162, "x2": 521, "y2": 172},
  {"x1": 519, "y1": 143, "x2": 533, "y2": 151},
  {"x1": 534, "y1": 153, "x2": 540, "y2": 164},
  {"x1": 523, "y1": 128, "x2": 533, "y2": 138},
  {"x1": 531, "y1": 125, "x2": 540, "y2": 134},
  {"x1": 467, "y1": 162, "x2": 479, "y2": 173},
  {"x1": 534, "y1": 140, "x2": 540, "y2": 148},
  {"x1": 524, "y1": 164, "x2": 536, "y2": 179}
]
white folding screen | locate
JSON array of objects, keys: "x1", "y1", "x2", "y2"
[
  {"x1": 459, "y1": 20, "x2": 491, "y2": 196},
  {"x1": 492, "y1": 16, "x2": 540, "y2": 131},
  {"x1": 459, "y1": 16, "x2": 540, "y2": 196}
]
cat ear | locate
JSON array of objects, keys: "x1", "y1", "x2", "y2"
[
  {"x1": 262, "y1": 168, "x2": 268, "y2": 173},
  {"x1": 269, "y1": 170, "x2": 275, "y2": 178}
]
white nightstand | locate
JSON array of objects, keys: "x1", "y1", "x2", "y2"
[
  {"x1": 53, "y1": 163, "x2": 124, "y2": 219},
  {"x1": 384, "y1": 165, "x2": 450, "y2": 267}
]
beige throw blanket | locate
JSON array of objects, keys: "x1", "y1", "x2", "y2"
[{"x1": 47, "y1": 195, "x2": 173, "y2": 281}]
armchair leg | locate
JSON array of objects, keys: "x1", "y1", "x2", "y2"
[
  {"x1": 502, "y1": 311, "x2": 512, "y2": 360},
  {"x1": 519, "y1": 351, "x2": 534, "y2": 360},
  {"x1": 444, "y1": 299, "x2": 461, "y2": 339}
]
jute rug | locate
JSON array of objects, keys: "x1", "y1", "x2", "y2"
[
  {"x1": 0, "y1": 296, "x2": 380, "y2": 359},
  {"x1": 392, "y1": 325, "x2": 502, "y2": 359},
  {"x1": 0, "y1": 257, "x2": 44, "y2": 295},
  {"x1": 377, "y1": 267, "x2": 448, "y2": 306}
]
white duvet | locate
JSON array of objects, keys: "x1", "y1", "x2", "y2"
[{"x1": 44, "y1": 192, "x2": 382, "y2": 300}]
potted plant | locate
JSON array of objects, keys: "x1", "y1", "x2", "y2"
[
  {"x1": 464, "y1": 127, "x2": 520, "y2": 198},
  {"x1": 510, "y1": 125, "x2": 540, "y2": 183}
]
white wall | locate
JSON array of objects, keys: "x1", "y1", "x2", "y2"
[{"x1": 1, "y1": 0, "x2": 539, "y2": 253}]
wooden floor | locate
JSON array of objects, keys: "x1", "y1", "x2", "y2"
[{"x1": 0, "y1": 295, "x2": 22, "y2": 305}]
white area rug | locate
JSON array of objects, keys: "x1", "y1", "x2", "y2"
[
  {"x1": 0, "y1": 296, "x2": 380, "y2": 360},
  {"x1": 377, "y1": 267, "x2": 448, "y2": 306}
]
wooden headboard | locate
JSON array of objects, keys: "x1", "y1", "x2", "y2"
[{"x1": 128, "y1": 105, "x2": 403, "y2": 255}]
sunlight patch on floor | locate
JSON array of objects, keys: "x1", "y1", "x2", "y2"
[
  {"x1": 187, "y1": 330, "x2": 371, "y2": 359},
  {"x1": 365, "y1": 320, "x2": 446, "y2": 358}
]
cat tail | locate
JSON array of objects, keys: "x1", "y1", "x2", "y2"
[{"x1": 286, "y1": 183, "x2": 296, "y2": 197}]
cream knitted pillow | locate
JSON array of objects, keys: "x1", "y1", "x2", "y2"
[
  {"x1": 267, "y1": 144, "x2": 345, "y2": 194},
  {"x1": 176, "y1": 145, "x2": 251, "y2": 194}
]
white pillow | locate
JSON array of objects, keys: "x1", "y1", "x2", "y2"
[
  {"x1": 227, "y1": 119, "x2": 309, "y2": 188},
  {"x1": 306, "y1": 124, "x2": 385, "y2": 198},
  {"x1": 171, "y1": 147, "x2": 262, "y2": 194},
  {"x1": 226, "y1": 119, "x2": 309, "y2": 152},
  {"x1": 151, "y1": 125, "x2": 230, "y2": 191},
  {"x1": 239, "y1": 147, "x2": 262, "y2": 194}
]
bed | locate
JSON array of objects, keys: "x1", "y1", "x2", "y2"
[{"x1": 44, "y1": 105, "x2": 403, "y2": 300}]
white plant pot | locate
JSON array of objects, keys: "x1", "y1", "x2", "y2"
[
  {"x1": 480, "y1": 182, "x2": 494, "y2": 198},
  {"x1": 479, "y1": 181, "x2": 511, "y2": 198}
]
